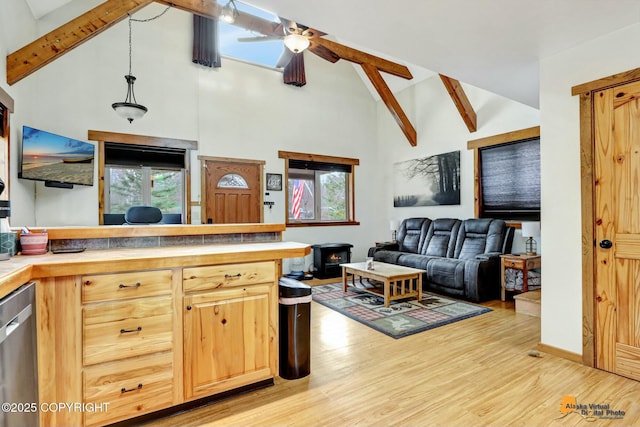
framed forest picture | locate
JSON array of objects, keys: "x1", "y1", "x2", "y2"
[{"x1": 393, "y1": 150, "x2": 460, "y2": 207}]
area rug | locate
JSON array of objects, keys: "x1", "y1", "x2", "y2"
[{"x1": 311, "y1": 282, "x2": 492, "y2": 339}]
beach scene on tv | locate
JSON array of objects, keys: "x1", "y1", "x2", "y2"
[{"x1": 20, "y1": 126, "x2": 94, "y2": 186}]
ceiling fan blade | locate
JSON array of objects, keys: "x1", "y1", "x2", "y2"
[
  {"x1": 237, "y1": 35, "x2": 282, "y2": 42},
  {"x1": 275, "y1": 48, "x2": 295, "y2": 68},
  {"x1": 307, "y1": 42, "x2": 340, "y2": 63}
]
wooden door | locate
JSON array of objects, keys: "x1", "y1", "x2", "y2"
[
  {"x1": 202, "y1": 159, "x2": 262, "y2": 224},
  {"x1": 594, "y1": 80, "x2": 640, "y2": 380},
  {"x1": 183, "y1": 285, "x2": 273, "y2": 399}
]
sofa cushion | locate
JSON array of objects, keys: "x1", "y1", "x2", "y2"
[
  {"x1": 397, "y1": 217, "x2": 431, "y2": 253},
  {"x1": 454, "y1": 219, "x2": 507, "y2": 260},
  {"x1": 426, "y1": 258, "x2": 465, "y2": 290},
  {"x1": 422, "y1": 219, "x2": 461, "y2": 257}
]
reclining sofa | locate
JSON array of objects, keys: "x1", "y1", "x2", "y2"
[{"x1": 369, "y1": 218, "x2": 514, "y2": 302}]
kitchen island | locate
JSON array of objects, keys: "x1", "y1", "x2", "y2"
[{"x1": 0, "y1": 224, "x2": 309, "y2": 427}]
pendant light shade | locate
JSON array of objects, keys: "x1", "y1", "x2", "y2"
[
  {"x1": 284, "y1": 33, "x2": 310, "y2": 53},
  {"x1": 112, "y1": 75, "x2": 147, "y2": 123}
]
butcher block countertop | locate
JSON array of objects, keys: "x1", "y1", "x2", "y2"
[{"x1": 0, "y1": 241, "x2": 310, "y2": 299}]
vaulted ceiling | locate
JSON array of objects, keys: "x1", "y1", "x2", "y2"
[{"x1": 18, "y1": 0, "x2": 640, "y2": 109}]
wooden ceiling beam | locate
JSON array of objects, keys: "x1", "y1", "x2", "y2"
[
  {"x1": 312, "y1": 37, "x2": 412, "y2": 80},
  {"x1": 6, "y1": 0, "x2": 154, "y2": 86},
  {"x1": 439, "y1": 74, "x2": 477, "y2": 132},
  {"x1": 362, "y1": 63, "x2": 416, "y2": 147}
]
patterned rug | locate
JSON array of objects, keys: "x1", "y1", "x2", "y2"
[{"x1": 312, "y1": 282, "x2": 492, "y2": 339}]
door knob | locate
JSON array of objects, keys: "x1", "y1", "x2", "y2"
[{"x1": 599, "y1": 239, "x2": 613, "y2": 249}]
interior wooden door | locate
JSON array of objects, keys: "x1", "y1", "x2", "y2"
[
  {"x1": 594, "y1": 80, "x2": 640, "y2": 380},
  {"x1": 203, "y1": 159, "x2": 262, "y2": 224}
]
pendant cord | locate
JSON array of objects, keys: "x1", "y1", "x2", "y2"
[{"x1": 126, "y1": 6, "x2": 171, "y2": 76}]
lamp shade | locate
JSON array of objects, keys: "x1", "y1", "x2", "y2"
[
  {"x1": 284, "y1": 34, "x2": 310, "y2": 53},
  {"x1": 520, "y1": 221, "x2": 540, "y2": 238},
  {"x1": 389, "y1": 219, "x2": 400, "y2": 231}
]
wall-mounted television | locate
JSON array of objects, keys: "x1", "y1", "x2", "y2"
[{"x1": 18, "y1": 126, "x2": 95, "y2": 188}]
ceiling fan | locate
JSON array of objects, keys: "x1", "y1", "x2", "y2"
[{"x1": 238, "y1": 17, "x2": 339, "y2": 68}]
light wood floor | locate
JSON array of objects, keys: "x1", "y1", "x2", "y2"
[{"x1": 145, "y1": 298, "x2": 640, "y2": 427}]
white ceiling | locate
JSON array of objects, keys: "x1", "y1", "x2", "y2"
[
  {"x1": 21, "y1": 0, "x2": 640, "y2": 108},
  {"x1": 249, "y1": 0, "x2": 640, "y2": 108}
]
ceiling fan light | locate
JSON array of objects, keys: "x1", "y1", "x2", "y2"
[
  {"x1": 221, "y1": 0, "x2": 239, "y2": 24},
  {"x1": 284, "y1": 33, "x2": 310, "y2": 53}
]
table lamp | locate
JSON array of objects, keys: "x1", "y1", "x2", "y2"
[
  {"x1": 389, "y1": 219, "x2": 400, "y2": 242},
  {"x1": 521, "y1": 221, "x2": 540, "y2": 255}
]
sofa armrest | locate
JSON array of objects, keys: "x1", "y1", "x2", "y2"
[
  {"x1": 464, "y1": 255, "x2": 502, "y2": 302},
  {"x1": 475, "y1": 252, "x2": 502, "y2": 261},
  {"x1": 367, "y1": 242, "x2": 399, "y2": 257}
]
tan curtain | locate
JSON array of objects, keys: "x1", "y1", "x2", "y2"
[
  {"x1": 192, "y1": 15, "x2": 221, "y2": 68},
  {"x1": 283, "y1": 53, "x2": 306, "y2": 87}
]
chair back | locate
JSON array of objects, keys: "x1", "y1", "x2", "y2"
[{"x1": 124, "y1": 206, "x2": 163, "y2": 224}]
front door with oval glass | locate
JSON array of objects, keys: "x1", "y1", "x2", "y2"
[{"x1": 203, "y1": 159, "x2": 262, "y2": 224}]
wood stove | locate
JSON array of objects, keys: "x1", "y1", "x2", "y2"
[{"x1": 311, "y1": 243, "x2": 353, "y2": 279}]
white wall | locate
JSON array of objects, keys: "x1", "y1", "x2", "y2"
[
  {"x1": 3, "y1": 1, "x2": 542, "y2": 279},
  {"x1": 539, "y1": 23, "x2": 640, "y2": 355},
  {"x1": 0, "y1": 0, "x2": 37, "y2": 225},
  {"x1": 1, "y1": 2, "x2": 379, "y2": 269},
  {"x1": 375, "y1": 75, "x2": 540, "y2": 248}
]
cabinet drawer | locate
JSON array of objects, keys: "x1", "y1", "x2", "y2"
[
  {"x1": 503, "y1": 259, "x2": 524, "y2": 269},
  {"x1": 183, "y1": 261, "x2": 275, "y2": 292},
  {"x1": 83, "y1": 352, "x2": 174, "y2": 427},
  {"x1": 83, "y1": 297, "x2": 173, "y2": 366},
  {"x1": 82, "y1": 270, "x2": 172, "y2": 303}
]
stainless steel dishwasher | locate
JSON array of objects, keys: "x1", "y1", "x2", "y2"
[{"x1": 0, "y1": 283, "x2": 38, "y2": 427}]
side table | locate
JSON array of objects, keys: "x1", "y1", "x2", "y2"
[{"x1": 500, "y1": 254, "x2": 542, "y2": 301}]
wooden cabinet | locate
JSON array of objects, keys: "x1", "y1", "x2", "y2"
[
  {"x1": 80, "y1": 269, "x2": 176, "y2": 426},
  {"x1": 35, "y1": 250, "x2": 294, "y2": 427},
  {"x1": 500, "y1": 254, "x2": 542, "y2": 301},
  {"x1": 82, "y1": 296, "x2": 173, "y2": 366},
  {"x1": 183, "y1": 262, "x2": 278, "y2": 400},
  {"x1": 83, "y1": 352, "x2": 174, "y2": 427}
]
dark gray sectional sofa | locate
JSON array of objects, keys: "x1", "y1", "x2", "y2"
[{"x1": 368, "y1": 217, "x2": 514, "y2": 302}]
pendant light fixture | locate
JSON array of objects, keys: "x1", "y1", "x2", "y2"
[{"x1": 112, "y1": 14, "x2": 147, "y2": 123}]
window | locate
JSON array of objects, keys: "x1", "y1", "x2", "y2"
[
  {"x1": 105, "y1": 166, "x2": 184, "y2": 215},
  {"x1": 218, "y1": 1, "x2": 284, "y2": 68},
  {"x1": 468, "y1": 126, "x2": 540, "y2": 221},
  {"x1": 279, "y1": 151, "x2": 359, "y2": 226}
]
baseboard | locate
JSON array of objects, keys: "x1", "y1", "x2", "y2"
[{"x1": 537, "y1": 342, "x2": 582, "y2": 363}]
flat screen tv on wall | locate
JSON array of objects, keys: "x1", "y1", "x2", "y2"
[{"x1": 18, "y1": 126, "x2": 95, "y2": 188}]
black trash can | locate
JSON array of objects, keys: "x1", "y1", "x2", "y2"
[{"x1": 278, "y1": 277, "x2": 312, "y2": 379}]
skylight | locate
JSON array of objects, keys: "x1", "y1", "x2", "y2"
[{"x1": 218, "y1": 1, "x2": 285, "y2": 69}]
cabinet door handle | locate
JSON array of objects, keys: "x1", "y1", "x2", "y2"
[
  {"x1": 224, "y1": 273, "x2": 242, "y2": 279},
  {"x1": 119, "y1": 282, "x2": 141, "y2": 289},
  {"x1": 121, "y1": 384, "x2": 143, "y2": 394},
  {"x1": 120, "y1": 326, "x2": 142, "y2": 334}
]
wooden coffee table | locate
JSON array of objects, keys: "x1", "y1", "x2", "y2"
[{"x1": 341, "y1": 261, "x2": 425, "y2": 307}]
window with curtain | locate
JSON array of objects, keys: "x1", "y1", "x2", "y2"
[
  {"x1": 104, "y1": 143, "x2": 186, "y2": 220},
  {"x1": 478, "y1": 137, "x2": 540, "y2": 220},
  {"x1": 279, "y1": 151, "x2": 359, "y2": 226}
]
